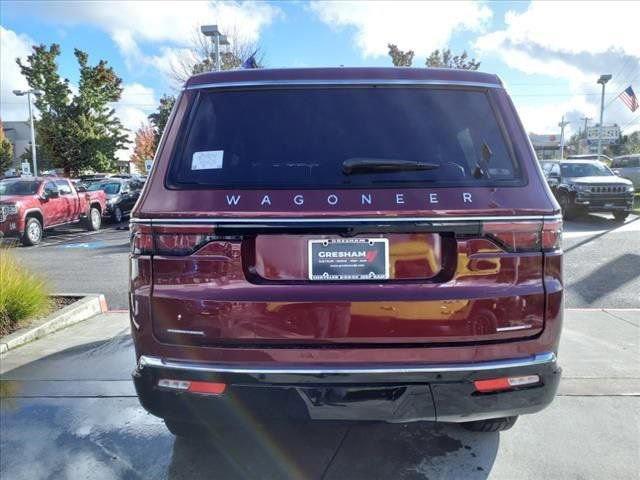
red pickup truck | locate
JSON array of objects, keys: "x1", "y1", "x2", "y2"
[{"x1": 0, "y1": 177, "x2": 106, "y2": 246}]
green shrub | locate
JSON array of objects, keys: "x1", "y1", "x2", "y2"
[{"x1": 0, "y1": 250, "x2": 51, "y2": 335}]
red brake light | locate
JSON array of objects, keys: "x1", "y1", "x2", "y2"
[
  {"x1": 482, "y1": 219, "x2": 562, "y2": 252},
  {"x1": 131, "y1": 225, "x2": 154, "y2": 255},
  {"x1": 155, "y1": 233, "x2": 214, "y2": 256},
  {"x1": 188, "y1": 381, "x2": 227, "y2": 395},
  {"x1": 541, "y1": 219, "x2": 563, "y2": 250},
  {"x1": 130, "y1": 224, "x2": 239, "y2": 256},
  {"x1": 482, "y1": 221, "x2": 541, "y2": 252},
  {"x1": 474, "y1": 375, "x2": 540, "y2": 393}
]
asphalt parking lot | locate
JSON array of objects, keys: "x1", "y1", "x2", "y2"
[{"x1": 5, "y1": 213, "x2": 640, "y2": 309}]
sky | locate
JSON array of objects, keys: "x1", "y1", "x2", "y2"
[{"x1": 1, "y1": 0, "x2": 639, "y2": 154}]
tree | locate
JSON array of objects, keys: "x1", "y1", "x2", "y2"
[
  {"x1": 0, "y1": 121, "x2": 14, "y2": 173},
  {"x1": 17, "y1": 44, "x2": 129, "y2": 176},
  {"x1": 169, "y1": 28, "x2": 264, "y2": 86},
  {"x1": 148, "y1": 94, "x2": 176, "y2": 144},
  {"x1": 387, "y1": 44, "x2": 414, "y2": 67},
  {"x1": 607, "y1": 130, "x2": 640, "y2": 156},
  {"x1": 425, "y1": 49, "x2": 481, "y2": 70},
  {"x1": 130, "y1": 123, "x2": 157, "y2": 172}
]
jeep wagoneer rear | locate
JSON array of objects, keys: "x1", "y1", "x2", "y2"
[{"x1": 130, "y1": 68, "x2": 563, "y2": 436}]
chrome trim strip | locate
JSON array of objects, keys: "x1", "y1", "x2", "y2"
[
  {"x1": 131, "y1": 215, "x2": 562, "y2": 226},
  {"x1": 138, "y1": 352, "x2": 556, "y2": 375},
  {"x1": 185, "y1": 79, "x2": 502, "y2": 91},
  {"x1": 496, "y1": 324, "x2": 532, "y2": 332},
  {"x1": 166, "y1": 329, "x2": 205, "y2": 336}
]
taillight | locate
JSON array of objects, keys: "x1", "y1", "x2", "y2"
[
  {"x1": 474, "y1": 375, "x2": 540, "y2": 393},
  {"x1": 155, "y1": 233, "x2": 217, "y2": 256},
  {"x1": 131, "y1": 225, "x2": 154, "y2": 255},
  {"x1": 482, "y1": 219, "x2": 562, "y2": 252},
  {"x1": 158, "y1": 378, "x2": 227, "y2": 395},
  {"x1": 130, "y1": 224, "x2": 239, "y2": 256},
  {"x1": 541, "y1": 219, "x2": 563, "y2": 250}
]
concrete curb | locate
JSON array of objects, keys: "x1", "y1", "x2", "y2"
[{"x1": 0, "y1": 293, "x2": 108, "y2": 354}]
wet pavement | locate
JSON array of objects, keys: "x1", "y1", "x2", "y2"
[{"x1": 1, "y1": 310, "x2": 639, "y2": 479}]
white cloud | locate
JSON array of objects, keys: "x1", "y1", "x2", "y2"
[
  {"x1": 483, "y1": 2, "x2": 640, "y2": 58},
  {"x1": 23, "y1": 0, "x2": 282, "y2": 75},
  {"x1": 310, "y1": 1, "x2": 492, "y2": 58},
  {"x1": 113, "y1": 83, "x2": 157, "y2": 163},
  {"x1": 114, "y1": 83, "x2": 156, "y2": 131},
  {"x1": 517, "y1": 97, "x2": 598, "y2": 136},
  {"x1": 476, "y1": 2, "x2": 640, "y2": 135},
  {"x1": 0, "y1": 27, "x2": 34, "y2": 122}
]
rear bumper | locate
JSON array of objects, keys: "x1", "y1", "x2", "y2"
[{"x1": 133, "y1": 352, "x2": 560, "y2": 424}]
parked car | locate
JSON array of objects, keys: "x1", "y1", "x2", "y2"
[
  {"x1": 0, "y1": 177, "x2": 106, "y2": 245},
  {"x1": 566, "y1": 153, "x2": 613, "y2": 165},
  {"x1": 611, "y1": 154, "x2": 640, "y2": 189},
  {"x1": 130, "y1": 68, "x2": 563, "y2": 437},
  {"x1": 86, "y1": 177, "x2": 143, "y2": 223},
  {"x1": 541, "y1": 159, "x2": 634, "y2": 221}
]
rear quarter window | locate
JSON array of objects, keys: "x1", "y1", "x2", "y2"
[{"x1": 168, "y1": 87, "x2": 522, "y2": 189}]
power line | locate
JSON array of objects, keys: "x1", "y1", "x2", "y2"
[{"x1": 619, "y1": 114, "x2": 640, "y2": 131}]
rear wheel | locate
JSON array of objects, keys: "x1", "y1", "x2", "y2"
[
  {"x1": 21, "y1": 217, "x2": 43, "y2": 246},
  {"x1": 112, "y1": 206, "x2": 123, "y2": 224},
  {"x1": 164, "y1": 418, "x2": 208, "y2": 439},
  {"x1": 613, "y1": 211, "x2": 629, "y2": 223},
  {"x1": 85, "y1": 207, "x2": 102, "y2": 231},
  {"x1": 462, "y1": 416, "x2": 518, "y2": 432}
]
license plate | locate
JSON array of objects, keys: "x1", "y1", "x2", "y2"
[{"x1": 308, "y1": 238, "x2": 389, "y2": 281}]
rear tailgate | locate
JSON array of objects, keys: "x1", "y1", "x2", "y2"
[
  {"x1": 132, "y1": 81, "x2": 561, "y2": 348},
  {"x1": 136, "y1": 215, "x2": 560, "y2": 346}
]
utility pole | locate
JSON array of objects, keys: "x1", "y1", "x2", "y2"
[
  {"x1": 580, "y1": 117, "x2": 591, "y2": 154},
  {"x1": 596, "y1": 74, "x2": 612, "y2": 158},
  {"x1": 558, "y1": 116, "x2": 569, "y2": 159},
  {"x1": 13, "y1": 89, "x2": 42, "y2": 176},
  {"x1": 200, "y1": 25, "x2": 230, "y2": 72}
]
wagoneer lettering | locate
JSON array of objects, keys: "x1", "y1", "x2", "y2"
[{"x1": 130, "y1": 68, "x2": 563, "y2": 437}]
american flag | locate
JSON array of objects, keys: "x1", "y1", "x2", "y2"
[{"x1": 619, "y1": 86, "x2": 638, "y2": 112}]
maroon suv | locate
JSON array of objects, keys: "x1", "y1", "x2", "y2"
[{"x1": 130, "y1": 68, "x2": 563, "y2": 437}]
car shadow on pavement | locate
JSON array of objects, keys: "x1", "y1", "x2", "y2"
[
  {"x1": 564, "y1": 215, "x2": 638, "y2": 254},
  {"x1": 166, "y1": 419, "x2": 499, "y2": 480},
  {"x1": 569, "y1": 252, "x2": 640, "y2": 303}
]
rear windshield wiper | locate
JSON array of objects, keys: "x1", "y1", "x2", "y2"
[{"x1": 342, "y1": 158, "x2": 440, "y2": 175}]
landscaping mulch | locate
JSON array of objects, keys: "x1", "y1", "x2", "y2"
[{"x1": 0, "y1": 296, "x2": 80, "y2": 337}]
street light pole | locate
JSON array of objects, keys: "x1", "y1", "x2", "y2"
[
  {"x1": 13, "y1": 88, "x2": 42, "y2": 176},
  {"x1": 200, "y1": 25, "x2": 230, "y2": 72},
  {"x1": 214, "y1": 33, "x2": 220, "y2": 71},
  {"x1": 596, "y1": 74, "x2": 612, "y2": 158},
  {"x1": 558, "y1": 115, "x2": 569, "y2": 159}
]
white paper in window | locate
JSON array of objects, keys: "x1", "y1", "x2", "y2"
[{"x1": 191, "y1": 150, "x2": 224, "y2": 170}]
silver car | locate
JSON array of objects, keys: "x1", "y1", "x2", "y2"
[{"x1": 612, "y1": 154, "x2": 640, "y2": 189}]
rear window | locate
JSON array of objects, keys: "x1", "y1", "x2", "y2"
[{"x1": 168, "y1": 87, "x2": 521, "y2": 189}]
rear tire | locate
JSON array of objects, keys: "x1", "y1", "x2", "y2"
[
  {"x1": 85, "y1": 207, "x2": 101, "y2": 231},
  {"x1": 462, "y1": 416, "x2": 518, "y2": 432},
  {"x1": 164, "y1": 418, "x2": 207, "y2": 439},
  {"x1": 558, "y1": 193, "x2": 577, "y2": 220},
  {"x1": 21, "y1": 217, "x2": 43, "y2": 246},
  {"x1": 112, "y1": 206, "x2": 123, "y2": 224},
  {"x1": 613, "y1": 211, "x2": 629, "y2": 223}
]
